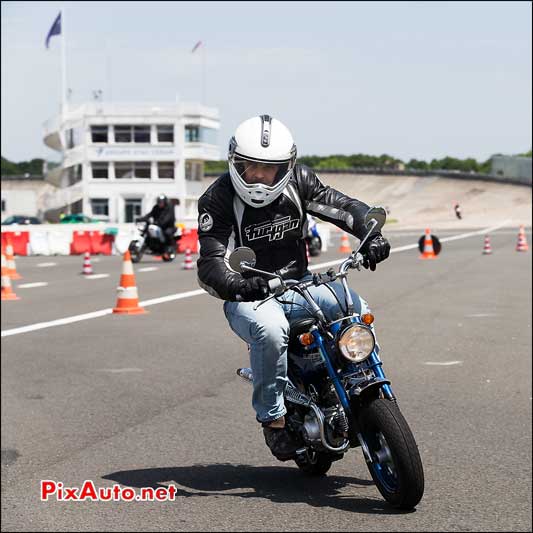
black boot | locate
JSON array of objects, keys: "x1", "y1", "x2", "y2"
[{"x1": 262, "y1": 425, "x2": 303, "y2": 461}]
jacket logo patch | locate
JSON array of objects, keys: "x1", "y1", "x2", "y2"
[
  {"x1": 244, "y1": 216, "x2": 299, "y2": 242},
  {"x1": 199, "y1": 212, "x2": 214, "y2": 232}
]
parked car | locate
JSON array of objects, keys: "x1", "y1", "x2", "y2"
[
  {"x1": 1, "y1": 215, "x2": 42, "y2": 225},
  {"x1": 59, "y1": 214, "x2": 101, "y2": 223}
]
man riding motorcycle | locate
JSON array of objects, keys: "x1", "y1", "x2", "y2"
[
  {"x1": 197, "y1": 115, "x2": 390, "y2": 460},
  {"x1": 137, "y1": 194, "x2": 176, "y2": 248}
]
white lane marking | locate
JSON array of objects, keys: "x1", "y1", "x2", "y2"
[
  {"x1": 466, "y1": 313, "x2": 499, "y2": 318},
  {"x1": 97, "y1": 368, "x2": 143, "y2": 373},
  {"x1": 0, "y1": 221, "x2": 513, "y2": 338},
  {"x1": 1, "y1": 309, "x2": 113, "y2": 337},
  {"x1": 424, "y1": 361, "x2": 463, "y2": 366},
  {"x1": 138, "y1": 267, "x2": 159, "y2": 272},
  {"x1": 37, "y1": 262, "x2": 57, "y2": 267},
  {"x1": 139, "y1": 289, "x2": 206, "y2": 307},
  {"x1": 17, "y1": 282, "x2": 48, "y2": 289},
  {"x1": 83, "y1": 274, "x2": 110, "y2": 279}
]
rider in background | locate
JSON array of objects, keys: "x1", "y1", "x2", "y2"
[
  {"x1": 196, "y1": 115, "x2": 390, "y2": 460},
  {"x1": 138, "y1": 194, "x2": 177, "y2": 248}
]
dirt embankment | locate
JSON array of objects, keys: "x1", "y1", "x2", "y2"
[{"x1": 319, "y1": 173, "x2": 532, "y2": 230}]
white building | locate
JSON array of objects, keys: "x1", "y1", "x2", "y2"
[{"x1": 42, "y1": 101, "x2": 220, "y2": 223}]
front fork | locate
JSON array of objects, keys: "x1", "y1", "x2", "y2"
[{"x1": 313, "y1": 326, "x2": 395, "y2": 459}]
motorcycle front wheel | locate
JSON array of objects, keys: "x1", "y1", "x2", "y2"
[{"x1": 358, "y1": 398, "x2": 424, "y2": 509}]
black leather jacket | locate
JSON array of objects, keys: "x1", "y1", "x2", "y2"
[
  {"x1": 139, "y1": 204, "x2": 175, "y2": 229},
  {"x1": 197, "y1": 164, "x2": 372, "y2": 301}
]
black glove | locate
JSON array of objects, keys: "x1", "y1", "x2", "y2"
[
  {"x1": 237, "y1": 276, "x2": 270, "y2": 302},
  {"x1": 360, "y1": 234, "x2": 391, "y2": 271}
]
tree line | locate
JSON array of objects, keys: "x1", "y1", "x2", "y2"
[
  {"x1": 2, "y1": 150, "x2": 531, "y2": 177},
  {"x1": 203, "y1": 150, "x2": 531, "y2": 175}
]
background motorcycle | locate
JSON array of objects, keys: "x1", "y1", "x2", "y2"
[
  {"x1": 129, "y1": 217, "x2": 178, "y2": 263},
  {"x1": 230, "y1": 207, "x2": 424, "y2": 510},
  {"x1": 305, "y1": 216, "x2": 322, "y2": 257}
]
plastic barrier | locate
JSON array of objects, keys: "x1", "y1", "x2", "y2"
[
  {"x1": 28, "y1": 231, "x2": 51, "y2": 255},
  {"x1": 88, "y1": 230, "x2": 113, "y2": 255},
  {"x1": 47, "y1": 230, "x2": 73, "y2": 255},
  {"x1": 178, "y1": 229, "x2": 199, "y2": 253},
  {"x1": 1, "y1": 231, "x2": 30, "y2": 255},
  {"x1": 70, "y1": 230, "x2": 92, "y2": 255},
  {"x1": 113, "y1": 228, "x2": 137, "y2": 255}
]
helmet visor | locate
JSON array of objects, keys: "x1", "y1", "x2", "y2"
[{"x1": 232, "y1": 154, "x2": 293, "y2": 188}]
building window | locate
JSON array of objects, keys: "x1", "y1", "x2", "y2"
[
  {"x1": 115, "y1": 161, "x2": 151, "y2": 179},
  {"x1": 185, "y1": 125, "x2": 217, "y2": 144},
  {"x1": 91, "y1": 162, "x2": 109, "y2": 179},
  {"x1": 157, "y1": 125, "x2": 174, "y2": 143},
  {"x1": 91, "y1": 126, "x2": 108, "y2": 143},
  {"x1": 1, "y1": 198, "x2": 5, "y2": 212},
  {"x1": 125, "y1": 198, "x2": 143, "y2": 223},
  {"x1": 185, "y1": 161, "x2": 203, "y2": 181},
  {"x1": 185, "y1": 125, "x2": 200, "y2": 143},
  {"x1": 90, "y1": 198, "x2": 109, "y2": 216},
  {"x1": 157, "y1": 162, "x2": 174, "y2": 179},
  {"x1": 134, "y1": 126, "x2": 151, "y2": 143},
  {"x1": 114, "y1": 125, "x2": 151, "y2": 143},
  {"x1": 65, "y1": 164, "x2": 82, "y2": 186},
  {"x1": 114, "y1": 125, "x2": 132, "y2": 143}
]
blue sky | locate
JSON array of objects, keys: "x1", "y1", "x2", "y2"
[{"x1": 1, "y1": 1, "x2": 531, "y2": 163}]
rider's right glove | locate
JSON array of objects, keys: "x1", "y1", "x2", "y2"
[
  {"x1": 360, "y1": 234, "x2": 391, "y2": 271},
  {"x1": 237, "y1": 276, "x2": 269, "y2": 302}
]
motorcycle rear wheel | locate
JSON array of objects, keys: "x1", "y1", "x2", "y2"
[{"x1": 358, "y1": 398, "x2": 424, "y2": 509}]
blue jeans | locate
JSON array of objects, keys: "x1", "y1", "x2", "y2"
[{"x1": 223, "y1": 273, "x2": 376, "y2": 424}]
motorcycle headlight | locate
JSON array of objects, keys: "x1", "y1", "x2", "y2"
[{"x1": 337, "y1": 325, "x2": 375, "y2": 363}]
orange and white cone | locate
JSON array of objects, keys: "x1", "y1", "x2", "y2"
[
  {"x1": 112, "y1": 250, "x2": 147, "y2": 314},
  {"x1": 182, "y1": 248, "x2": 194, "y2": 270},
  {"x1": 482, "y1": 235, "x2": 492, "y2": 255},
  {"x1": 420, "y1": 228, "x2": 437, "y2": 259},
  {"x1": 81, "y1": 252, "x2": 94, "y2": 275},
  {"x1": 1, "y1": 252, "x2": 19, "y2": 301},
  {"x1": 5, "y1": 238, "x2": 22, "y2": 280},
  {"x1": 516, "y1": 225, "x2": 529, "y2": 252},
  {"x1": 339, "y1": 232, "x2": 351, "y2": 253}
]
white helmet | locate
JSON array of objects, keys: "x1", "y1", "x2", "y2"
[{"x1": 228, "y1": 115, "x2": 297, "y2": 208}]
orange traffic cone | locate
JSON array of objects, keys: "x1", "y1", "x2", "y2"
[
  {"x1": 339, "y1": 232, "x2": 351, "y2": 253},
  {"x1": 5, "y1": 237, "x2": 22, "y2": 280},
  {"x1": 81, "y1": 252, "x2": 93, "y2": 275},
  {"x1": 420, "y1": 228, "x2": 437, "y2": 260},
  {"x1": 516, "y1": 225, "x2": 529, "y2": 252},
  {"x1": 1, "y1": 252, "x2": 19, "y2": 301},
  {"x1": 182, "y1": 248, "x2": 194, "y2": 270},
  {"x1": 482, "y1": 235, "x2": 492, "y2": 255},
  {"x1": 112, "y1": 250, "x2": 147, "y2": 314}
]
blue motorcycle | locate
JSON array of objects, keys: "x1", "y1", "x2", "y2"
[{"x1": 230, "y1": 207, "x2": 424, "y2": 510}]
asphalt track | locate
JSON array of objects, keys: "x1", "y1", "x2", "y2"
[{"x1": 1, "y1": 227, "x2": 532, "y2": 532}]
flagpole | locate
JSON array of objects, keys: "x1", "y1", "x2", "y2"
[{"x1": 61, "y1": 8, "x2": 68, "y2": 115}]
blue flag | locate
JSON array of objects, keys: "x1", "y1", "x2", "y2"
[{"x1": 45, "y1": 12, "x2": 61, "y2": 49}]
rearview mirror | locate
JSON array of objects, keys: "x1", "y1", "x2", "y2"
[
  {"x1": 364, "y1": 206, "x2": 387, "y2": 233},
  {"x1": 228, "y1": 247, "x2": 257, "y2": 273}
]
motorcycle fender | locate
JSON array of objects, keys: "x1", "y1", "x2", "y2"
[{"x1": 348, "y1": 378, "x2": 391, "y2": 399}]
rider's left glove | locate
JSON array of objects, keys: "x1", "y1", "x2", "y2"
[{"x1": 360, "y1": 234, "x2": 391, "y2": 271}]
